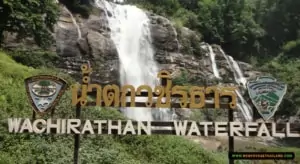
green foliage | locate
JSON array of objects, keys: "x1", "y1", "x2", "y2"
[
  {"x1": 191, "y1": 0, "x2": 266, "y2": 60},
  {"x1": 0, "y1": 0, "x2": 59, "y2": 48},
  {"x1": 176, "y1": 26, "x2": 202, "y2": 56},
  {"x1": 172, "y1": 69, "x2": 189, "y2": 85},
  {"x1": 0, "y1": 52, "x2": 35, "y2": 118},
  {"x1": 127, "y1": 0, "x2": 300, "y2": 62},
  {"x1": 260, "y1": 0, "x2": 300, "y2": 55},
  {"x1": 8, "y1": 49, "x2": 59, "y2": 68},
  {"x1": 281, "y1": 39, "x2": 300, "y2": 58},
  {"x1": 127, "y1": 0, "x2": 265, "y2": 61},
  {"x1": 117, "y1": 135, "x2": 227, "y2": 164}
]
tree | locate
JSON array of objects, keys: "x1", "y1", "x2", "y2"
[
  {"x1": 260, "y1": 0, "x2": 300, "y2": 58},
  {"x1": 195, "y1": 0, "x2": 265, "y2": 60},
  {"x1": 0, "y1": 0, "x2": 59, "y2": 48},
  {"x1": 178, "y1": 0, "x2": 199, "y2": 11}
]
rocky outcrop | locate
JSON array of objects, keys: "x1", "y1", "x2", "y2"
[
  {"x1": 53, "y1": 2, "x2": 236, "y2": 85},
  {"x1": 2, "y1": 1, "x2": 263, "y2": 87},
  {"x1": 55, "y1": 4, "x2": 119, "y2": 85},
  {"x1": 148, "y1": 14, "x2": 180, "y2": 52},
  {"x1": 146, "y1": 12, "x2": 263, "y2": 87}
]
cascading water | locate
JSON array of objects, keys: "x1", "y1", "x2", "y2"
[
  {"x1": 97, "y1": 0, "x2": 173, "y2": 121},
  {"x1": 55, "y1": 0, "x2": 82, "y2": 40},
  {"x1": 207, "y1": 45, "x2": 221, "y2": 79},
  {"x1": 229, "y1": 57, "x2": 247, "y2": 87},
  {"x1": 219, "y1": 48, "x2": 247, "y2": 87},
  {"x1": 64, "y1": 9, "x2": 82, "y2": 40},
  {"x1": 219, "y1": 48, "x2": 253, "y2": 121},
  {"x1": 55, "y1": 0, "x2": 83, "y2": 61},
  {"x1": 113, "y1": 0, "x2": 125, "y2": 3},
  {"x1": 235, "y1": 90, "x2": 253, "y2": 121}
]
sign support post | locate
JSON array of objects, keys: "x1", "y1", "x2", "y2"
[
  {"x1": 73, "y1": 62, "x2": 90, "y2": 164},
  {"x1": 73, "y1": 103, "x2": 81, "y2": 164},
  {"x1": 32, "y1": 110, "x2": 36, "y2": 120},
  {"x1": 228, "y1": 109, "x2": 234, "y2": 164}
]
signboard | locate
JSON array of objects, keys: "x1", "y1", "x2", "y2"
[
  {"x1": 5, "y1": 64, "x2": 298, "y2": 138},
  {"x1": 247, "y1": 77, "x2": 287, "y2": 121},
  {"x1": 5, "y1": 63, "x2": 298, "y2": 163},
  {"x1": 24, "y1": 75, "x2": 67, "y2": 115}
]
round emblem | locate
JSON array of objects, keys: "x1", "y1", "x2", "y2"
[{"x1": 31, "y1": 80, "x2": 57, "y2": 97}]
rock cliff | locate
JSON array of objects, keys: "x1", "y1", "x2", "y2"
[
  {"x1": 2, "y1": 2, "x2": 263, "y2": 86},
  {"x1": 53, "y1": 2, "x2": 263, "y2": 87}
]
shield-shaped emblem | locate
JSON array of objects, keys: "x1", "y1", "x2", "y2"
[
  {"x1": 247, "y1": 76, "x2": 287, "y2": 121},
  {"x1": 24, "y1": 75, "x2": 68, "y2": 115}
]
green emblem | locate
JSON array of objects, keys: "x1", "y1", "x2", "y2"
[
  {"x1": 25, "y1": 75, "x2": 68, "y2": 115},
  {"x1": 247, "y1": 76, "x2": 287, "y2": 121}
]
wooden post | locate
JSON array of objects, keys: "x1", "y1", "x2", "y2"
[
  {"x1": 51, "y1": 108, "x2": 55, "y2": 118},
  {"x1": 73, "y1": 100, "x2": 81, "y2": 164},
  {"x1": 228, "y1": 109, "x2": 234, "y2": 164},
  {"x1": 73, "y1": 62, "x2": 90, "y2": 164},
  {"x1": 32, "y1": 110, "x2": 36, "y2": 120}
]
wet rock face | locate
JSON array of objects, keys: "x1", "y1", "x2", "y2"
[
  {"x1": 55, "y1": 5, "x2": 119, "y2": 85},
  {"x1": 55, "y1": 4, "x2": 209, "y2": 85},
  {"x1": 148, "y1": 14, "x2": 179, "y2": 52},
  {"x1": 2, "y1": 2, "x2": 262, "y2": 87}
]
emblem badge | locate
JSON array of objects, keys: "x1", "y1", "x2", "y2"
[
  {"x1": 25, "y1": 75, "x2": 68, "y2": 115},
  {"x1": 247, "y1": 76, "x2": 287, "y2": 121}
]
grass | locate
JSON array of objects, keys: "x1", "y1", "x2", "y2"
[{"x1": 0, "y1": 51, "x2": 228, "y2": 164}]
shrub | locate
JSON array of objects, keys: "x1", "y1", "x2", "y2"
[{"x1": 8, "y1": 50, "x2": 59, "y2": 68}]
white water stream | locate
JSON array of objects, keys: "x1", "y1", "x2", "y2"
[
  {"x1": 235, "y1": 90, "x2": 253, "y2": 121},
  {"x1": 97, "y1": 0, "x2": 174, "y2": 121},
  {"x1": 219, "y1": 48, "x2": 247, "y2": 87},
  {"x1": 55, "y1": 0, "x2": 82, "y2": 40},
  {"x1": 207, "y1": 45, "x2": 221, "y2": 79},
  {"x1": 113, "y1": 0, "x2": 125, "y2": 3},
  {"x1": 229, "y1": 56, "x2": 247, "y2": 87},
  {"x1": 65, "y1": 9, "x2": 82, "y2": 40},
  {"x1": 219, "y1": 48, "x2": 253, "y2": 121}
]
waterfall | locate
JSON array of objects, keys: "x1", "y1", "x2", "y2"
[
  {"x1": 207, "y1": 45, "x2": 221, "y2": 79},
  {"x1": 229, "y1": 57, "x2": 247, "y2": 87},
  {"x1": 235, "y1": 90, "x2": 253, "y2": 121},
  {"x1": 113, "y1": 0, "x2": 125, "y2": 3},
  {"x1": 219, "y1": 48, "x2": 253, "y2": 121},
  {"x1": 219, "y1": 48, "x2": 246, "y2": 87},
  {"x1": 64, "y1": 8, "x2": 82, "y2": 40},
  {"x1": 97, "y1": 0, "x2": 167, "y2": 121},
  {"x1": 56, "y1": 0, "x2": 82, "y2": 40},
  {"x1": 55, "y1": 1, "x2": 82, "y2": 59}
]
